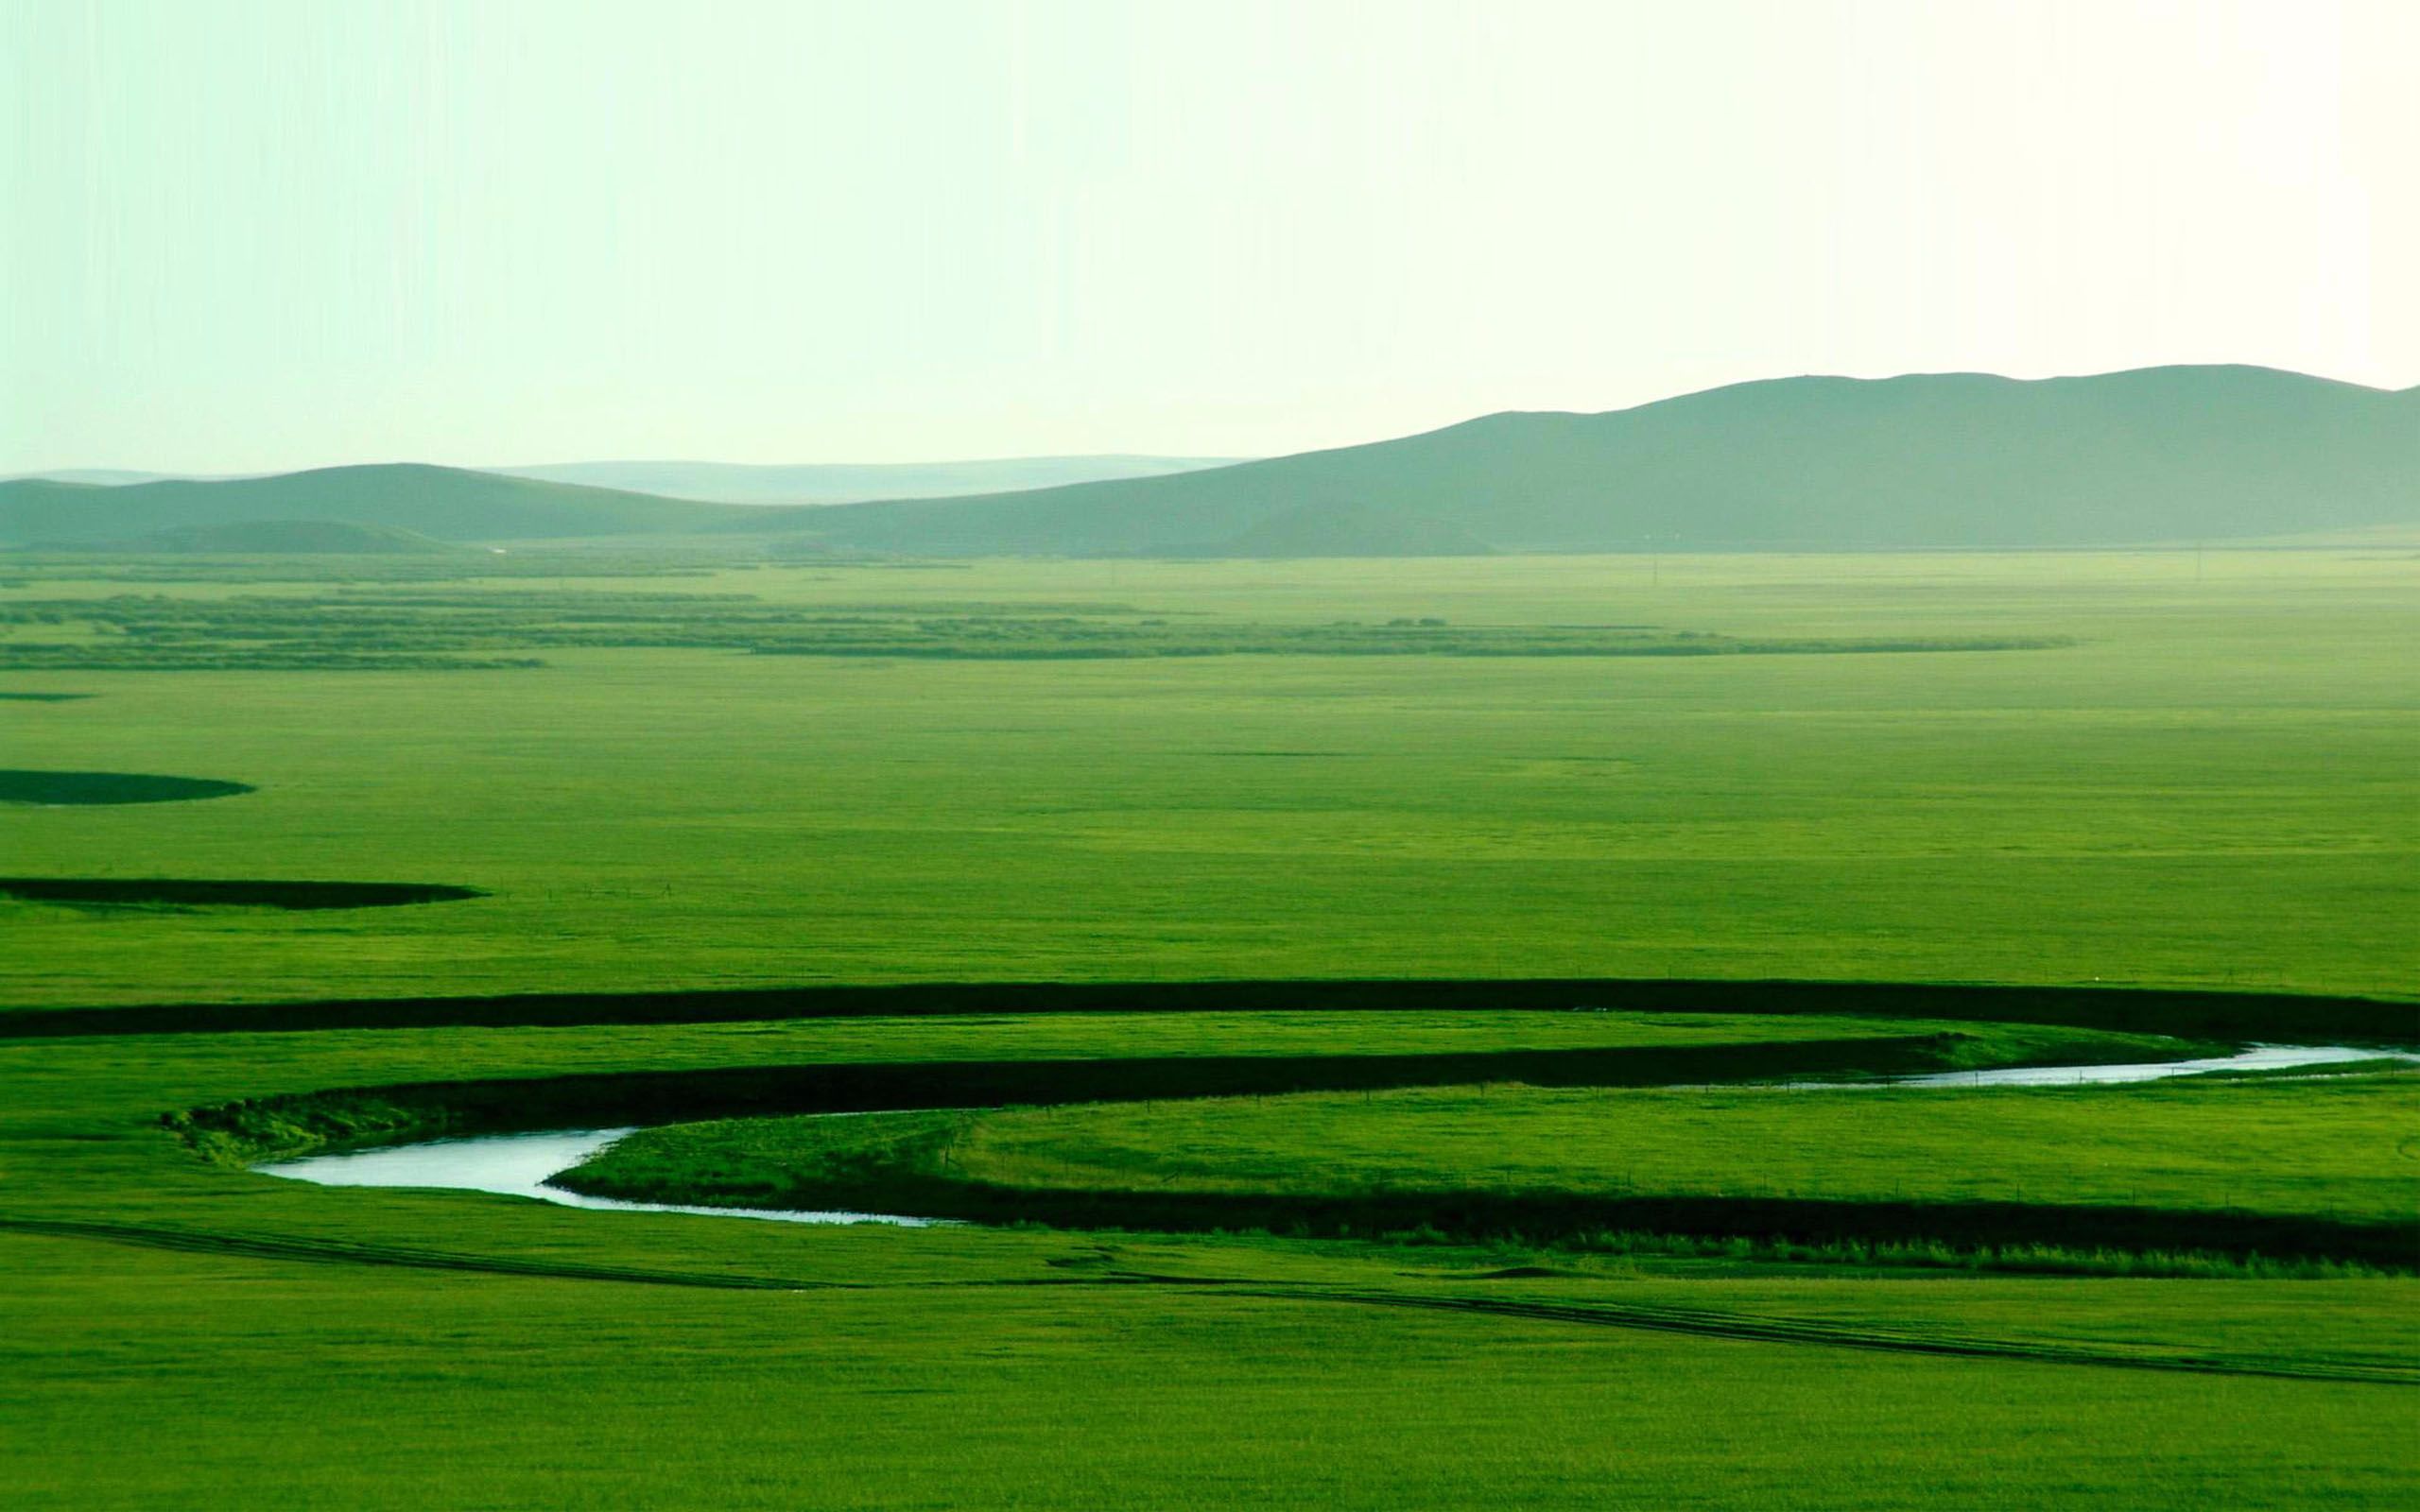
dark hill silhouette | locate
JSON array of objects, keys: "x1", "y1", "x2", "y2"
[
  {"x1": 0, "y1": 464, "x2": 747, "y2": 546},
  {"x1": 781, "y1": 366, "x2": 2419, "y2": 555}
]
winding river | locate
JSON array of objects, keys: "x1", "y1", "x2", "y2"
[
  {"x1": 259, "y1": 1125, "x2": 942, "y2": 1227},
  {"x1": 256, "y1": 1042, "x2": 2415, "y2": 1228}
]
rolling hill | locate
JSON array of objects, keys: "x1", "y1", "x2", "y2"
[
  {"x1": 493, "y1": 455, "x2": 1247, "y2": 505},
  {"x1": 1176, "y1": 500, "x2": 1497, "y2": 558},
  {"x1": 782, "y1": 366, "x2": 2420, "y2": 555},
  {"x1": 6, "y1": 368, "x2": 2410, "y2": 556},
  {"x1": 55, "y1": 519, "x2": 473, "y2": 555},
  {"x1": 0, "y1": 464, "x2": 748, "y2": 546}
]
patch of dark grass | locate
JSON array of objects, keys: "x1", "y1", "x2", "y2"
[
  {"x1": 0, "y1": 769, "x2": 254, "y2": 805},
  {"x1": 0, "y1": 878, "x2": 485, "y2": 912},
  {"x1": 1537, "y1": 1229, "x2": 2394, "y2": 1280}
]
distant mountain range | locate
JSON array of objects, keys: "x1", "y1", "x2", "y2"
[
  {"x1": 5, "y1": 367, "x2": 2411, "y2": 555},
  {"x1": 490, "y1": 455, "x2": 1247, "y2": 504},
  {"x1": 0, "y1": 455, "x2": 1247, "y2": 507},
  {"x1": 784, "y1": 367, "x2": 2420, "y2": 555},
  {"x1": 0, "y1": 465, "x2": 748, "y2": 546}
]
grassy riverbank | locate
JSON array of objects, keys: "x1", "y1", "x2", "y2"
[
  {"x1": 557, "y1": 1071, "x2": 2420, "y2": 1267},
  {"x1": 4, "y1": 1006, "x2": 2417, "y2": 1509}
]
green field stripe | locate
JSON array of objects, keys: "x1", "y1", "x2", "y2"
[
  {"x1": 0, "y1": 1214, "x2": 1303, "y2": 1297},
  {"x1": 1250, "y1": 1286, "x2": 2420, "y2": 1386},
  {"x1": 10, "y1": 1216, "x2": 2404, "y2": 1385},
  {"x1": 0, "y1": 1215, "x2": 855, "y2": 1292}
]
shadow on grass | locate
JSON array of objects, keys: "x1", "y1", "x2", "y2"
[
  {"x1": 0, "y1": 878, "x2": 485, "y2": 912},
  {"x1": 0, "y1": 768, "x2": 253, "y2": 804}
]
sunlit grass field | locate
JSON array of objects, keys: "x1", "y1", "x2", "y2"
[
  {"x1": 5, "y1": 549, "x2": 2414, "y2": 1008},
  {"x1": 580, "y1": 1073, "x2": 2419, "y2": 1227},
  {"x1": 2, "y1": 548, "x2": 2414, "y2": 1507},
  {"x1": 3, "y1": 1010, "x2": 2416, "y2": 1507},
  {"x1": 12, "y1": 1228, "x2": 2412, "y2": 1511}
]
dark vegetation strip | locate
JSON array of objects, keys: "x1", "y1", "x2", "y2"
[
  {"x1": 0, "y1": 691, "x2": 91, "y2": 701},
  {"x1": 682, "y1": 1170, "x2": 2419, "y2": 1273},
  {"x1": 1387, "y1": 1229, "x2": 2387, "y2": 1280},
  {"x1": 19, "y1": 976, "x2": 2411, "y2": 1040},
  {"x1": 0, "y1": 1217, "x2": 2400, "y2": 1385},
  {"x1": 741, "y1": 634, "x2": 2074, "y2": 662},
  {"x1": 0, "y1": 878, "x2": 486, "y2": 911},
  {"x1": 0, "y1": 768, "x2": 254, "y2": 805},
  {"x1": 168, "y1": 1037, "x2": 1979, "y2": 1163},
  {"x1": 0, "y1": 586, "x2": 2070, "y2": 669}
]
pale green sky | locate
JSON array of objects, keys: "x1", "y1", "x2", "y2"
[{"x1": 3, "y1": 0, "x2": 2411, "y2": 472}]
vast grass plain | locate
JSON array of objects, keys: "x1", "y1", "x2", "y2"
[
  {"x1": 5, "y1": 548, "x2": 2414, "y2": 1005},
  {"x1": 3, "y1": 546, "x2": 2415, "y2": 1507}
]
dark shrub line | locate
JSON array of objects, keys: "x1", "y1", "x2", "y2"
[
  {"x1": 23, "y1": 975, "x2": 2412, "y2": 1040},
  {"x1": 669, "y1": 1173, "x2": 2420, "y2": 1274}
]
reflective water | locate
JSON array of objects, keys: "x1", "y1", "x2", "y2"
[
  {"x1": 257, "y1": 1125, "x2": 941, "y2": 1227},
  {"x1": 1809, "y1": 1042, "x2": 2419, "y2": 1090}
]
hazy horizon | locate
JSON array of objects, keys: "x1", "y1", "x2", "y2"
[
  {"x1": 2, "y1": 452, "x2": 1255, "y2": 481},
  {"x1": 12, "y1": 359, "x2": 2413, "y2": 482},
  {"x1": 6, "y1": 0, "x2": 2414, "y2": 474}
]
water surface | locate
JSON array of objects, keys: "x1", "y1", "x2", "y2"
[
  {"x1": 1872, "y1": 1043, "x2": 2417, "y2": 1088},
  {"x1": 258, "y1": 1125, "x2": 940, "y2": 1227}
]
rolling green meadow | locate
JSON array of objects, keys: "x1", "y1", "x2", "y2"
[
  {"x1": 13, "y1": 3, "x2": 2416, "y2": 1503},
  {"x1": 574, "y1": 1073, "x2": 2419, "y2": 1239},
  {"x1": 5, "y1": 548, "x2": 2415, "y2": 1005},
  {"x1": 3, "y1": 547, "x2": 2416, "y2": 1507}
]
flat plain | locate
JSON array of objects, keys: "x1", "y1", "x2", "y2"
[
  {"x1": 2, "y1": 547, "x2": 2414, "y2": 1507},
  {"x1": 5, "y1": 548, "x2": 2414, "y2": 1005}
]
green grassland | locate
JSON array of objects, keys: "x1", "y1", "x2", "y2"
[
  {"x1": 12, "y1": 1228, "x2": 2416, "y2": 1511},
  {"x1": 4, "y1": 1009, "x2": 2418, "y2": 1506},
  {"x1": 909, "y1": 1075, "x2": 2420, "y2": 1223},
  {"x1": 3, "y1": 549, "x2": 2414, "y2": 1008},
  {"x1": 2, "y1": 547, "x2": 2415, "y2": 1506}
]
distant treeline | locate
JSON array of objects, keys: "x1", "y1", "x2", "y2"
[{"x1": 0, "y1": 586, "x2": 2072, "y2": 671}]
